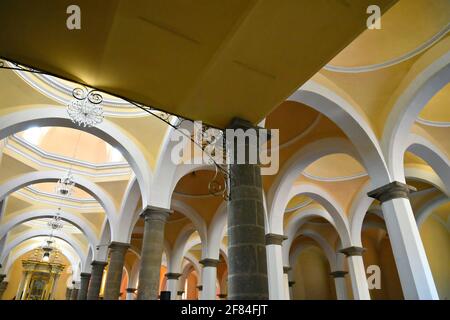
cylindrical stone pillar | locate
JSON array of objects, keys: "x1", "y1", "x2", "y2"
[
  {"x1": 70, "y1": 286, "x2": 79, "y2": 300},
  {"x1": 288, "y1": 281, "x2": 295, "y2": 299},
  {"x1": 77, "y1": 273, "x2": 91, "y2": 300},
  {"x1": 199, "y1": 259, "x2": 220, "y2": 300},
  {"x1": 104, "y1": 242, "x2": 130, "y2": 300},
  {"x1": 339, "y1": 246, "x2": 370, "y2": 300},
  {"x1": 368, "y1": 181, "x2": 438, "y2": 299},
  {"x1": 330, "y1": 271, "x2": 348, "y2": 300},
  {"x1": 226, "y1": 118, "x2": 269, "y2": 300},
  {"x1": 126, "y1": 288, "x2": 136, "y2": 300},
  {"x1": 0, "y1": 281, "x2": 8, "y2": 299},
  {"x1": 66, "y1": 288, "x2": 72, "y2": 300},
  {"x1": 165, "y1": 273, "x2": 181, "y2": 300},
  {"x1": 87, "y1": 260, "x2": 107, "y2": 300},
  {"x1": 265, "y1": 234, "x2": 288, "y2": 300},
  {"x1": 137, "y1": 206, "x2": 171, "y2": 300}
]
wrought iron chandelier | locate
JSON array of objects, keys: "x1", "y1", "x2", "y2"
[
  {"x1": 67, "y1": 87, "x2": 104, "y2": 127},
  {"x1": 55, "y1": 172, "x2": 75, "y2": 197},
  {"x1": 47, "y1": 208, "x2": 64, "y2": 231}
]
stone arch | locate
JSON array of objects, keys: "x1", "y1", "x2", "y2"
[
  {"x1": 0, "y1": 170, "x2": 118, "y2": 239},
  {"x1": 0, "y1": 106, "x2": 152, "y2": 207},
  {"x1": 382, "y1": 50, "x2": 450, "y2": 181},
  {"x1": 267, "y1": 137, "x2": 361, "y2": 236},
  {"x1": 0, "y1": 208, "x2": 99, "y2": 253},
  {"x1": 0, "y1": 229, "x2": 86, "y2": 270}
]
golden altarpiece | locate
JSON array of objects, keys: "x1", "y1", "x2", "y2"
[{"x1": 16, "y1": 241, "x2": 65, "y2": 300}]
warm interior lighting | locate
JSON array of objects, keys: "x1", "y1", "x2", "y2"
[{"x1": 42, "y1": 252, "x2": 50, "y2": 262}]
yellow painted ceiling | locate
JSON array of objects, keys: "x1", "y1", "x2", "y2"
[
  {"x1": 17, "y1": 127, "x2": 125, "y2": 164},
  {"x1": 265, "y1": 101, "x2": 319, "y2": 145},
  {"x1": 329, "y1": 0, "x2": 450, "y2": 67},
  {"x1": 0, "y1": 0, "x2": 397, "y2": 127},
  {"x1": 29, "y1": 182, "x2": 94, "y2": 200},
  {"x1": 304, "y1": 153, "x2": 366, "y2": 179},
  {"x1": 419, "y1": 83, "x2": 450, "y2": 122}
]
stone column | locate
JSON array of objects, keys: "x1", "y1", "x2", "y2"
[
  {"x1": 339, "y1": 246, "x2": 370, "y2": 300},
  {"x1": 265, "y1": 233, "x2": 288, "y2": 300},
  {"x1": 126, "y1": 288, "x2": 136, "y2": 300},
  {"x1": 368, "y1": 181, "x2": 438, "y2": 300},
  {"x1": 0, "y1": 279, "x2": 8, "y2": 299},
  {"x1": 87, "y1": 260, "x2": 107, "y2": 300},
  {"x1": 288, "y1": 281, "x2": 295, "y2": 299},
  {"x1": 283, "y1": 266, "x2": 291, "y2": 300},
  {"x1": 104, "y1": 242, "x2": 130, "y2": 300},
  {"x1": 70, "y1": 281, "x2": 79, "y2": 300},
  {"x1": 226, "y1": 118, "x2": 269, "y2": 300},
  {"x1": 199, "y1": 258, "x2": 219, "y2": 300},
  {"x1": 330, "y1": 270, "x2": 348, "y2": 300},
  {"x1": 66, "y1": 288, "x2": 72, "y2": 300},
  {"x1": 77, "y1": 273, "x2": 91, "y2": 300},
  {"x1": 137, "y1": 206, "x2": 171, "y2": 300},
  {"x1": 165, "y1": 273, "x2": 181, "y2": 300}
]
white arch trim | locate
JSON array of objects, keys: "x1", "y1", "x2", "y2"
[
  {"x1": 0, "y1": 106, "x2": 152, "y2": 206},
  {"x1": 0, "y1": 229, "x2": 86, "y2": 271},
  {"x1": 382, "y1": 48, "x2": 450, "y2": 181},
  {"x1": 0, "y1": 170, "x2": 118, "y2": 239},
  {"x1": 4, "y1": 240, "x2": 80, "y2": 276},
  {"x1": 0, "y1": 209, "x2": 99, "y2": 251},
  {"x1": 289, "y1": 81, "x2": 390, "y2": 187},
  {"x1": 267, "y1": 137, "x2": 361, "y2": 236}
]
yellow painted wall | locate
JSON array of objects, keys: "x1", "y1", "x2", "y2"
[
  {"x1": 2, "y1": 252, "x2": 71, "y2": 300},
  {"x1": 292, "y1": 246, "x2": 334, "y2": 300},
  {"x1": 420, "y1": 215, "x2": 450, "y2": 300}
]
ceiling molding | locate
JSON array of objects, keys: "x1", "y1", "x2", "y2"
[
  {"x1": 8, "y1": 61, "x2": 150, "y2": 118},
  {"x1": 5, "y1": 138, "x2": 132, "y2": 179},
  {"x1": 302, "y1": 171, "x2": 368, "y2": 182},
  {"x1": 416, "y1": 117, "x2": 450, "y2": 128},
  {"x1": 24, "y1": 185, "x2": 97, "y2": 204},
  {"x1": 14, "y1": 190, "x2": 103, "y2": 211},
  {"x1": 324, "y1": 24, "x2": 450, "y2": 73},
  {"x1": 11, "y1": 135, "x2": 129, "y2": 169}
]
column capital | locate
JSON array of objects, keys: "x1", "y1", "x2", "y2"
[
  {"x1": 217, "y1": 293, "x2": 227, "y2": 298},
  {"x1": 140, "y1": 205, "x2": 172, "y2": 221},
  {"x1": 199, "y1": 258, "x2": 220, "y2": 268},
  {"x1": 339, "y1": 246, "x2": 366, "y2": 257},
  {"x1": 165, "y1": 272, "x2": 182, "y2": 280},
  {"x1": 91, "y1": 260, "x2": 108, "y2": 267},
  {"x1": 126, "y1": 288, "x2": 137, "y2": 293},
  {"x1": 80, "y1": 272, "x2": 91, "y2": 279},
  {"x1": 177, "y1": 290, "x2": 185, "y2": 296},
  {"x1": 196, "y1": 285, "x2": 203, "y2": 291},
  {"x1": 330, "y1": 270, "x2": 348, "y2": 278},
  {"x1": 108, "y1": 241, "x2": 130, "y2": 251},
  {"x1": 288, "y1": 281, "x2": 296, "y2": 287},
  {"x1": 227, "y1": 117, "x2": 258, "y2": 130},
  {"x1": 283, "y1": 266, "x2": 291, "y2": 274},
  {"x1": 265, "y1": 233, "x2": 288, "y2": 246},
  {"x1": 367, "y1": 181, "x2": 416, "y2": 203}
]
